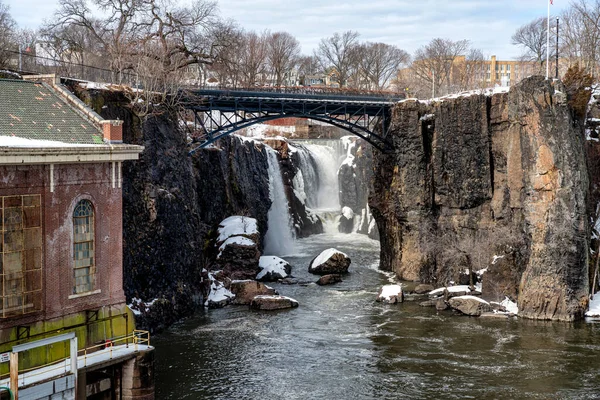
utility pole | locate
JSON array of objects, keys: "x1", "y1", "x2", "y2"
[{"x1": 556, "y1": 17, "x2": 559, "y2": 79}]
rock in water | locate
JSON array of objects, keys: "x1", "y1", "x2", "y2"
[
  {"x1": 338, "y1": 207, "x2": 354, "y2": 234},
  {"x1": 414, "y1": 284, "x2": 435, "y2": 294},
  {"x1": 250, "y1": 295, "x2": 299, "y2": 310},
  {"x1": 256, "y1": 256, "x2": 291, "y2": 282},
  {"x1": 376, "y1": 284, "x2": 403, "y2": 304},
  {"x1": 308, "y1": 248, "x2": 351, "y2": 275},
  {"x1": 316, "y1": 274, "x2": 343, "y2": 286},
  {"x1": 448, "y1": 295, "x2": 492, "y2": 316},
  {"x1": 229, "y1": 280, "x2": 277, "y2": 305}
]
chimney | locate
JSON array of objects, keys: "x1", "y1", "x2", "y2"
[{"x1": 100, "y1": 120, "x2": 123, "y2": 144}]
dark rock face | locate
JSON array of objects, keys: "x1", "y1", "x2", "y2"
[
  {"x1": 118, "y1": 107, "x2": 206, "y2": 331},
  {"x1": 308, "y1": 250, "x2": 352, "y2": 275},
  {"x1": 192, "y1": 137, "x2": 272, "y2": 247},
  {"x1": 338, "y1": 139, "x2": 373, "y2": 213},
  {"x1": 370, "y1": 76, "x2": 590, "y2": 321},
  {"x1": 77, "y1": 84, "x2": 278, "y2": 329}
]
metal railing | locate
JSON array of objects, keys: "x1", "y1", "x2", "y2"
[{"x1": 0, "y1": 330, "x2": 150, "y2": 386}]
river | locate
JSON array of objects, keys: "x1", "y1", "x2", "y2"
[{"x1": 153, "y1": 232, "x2": 600, "y2": 399}]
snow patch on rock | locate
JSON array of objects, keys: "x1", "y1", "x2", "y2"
[
  {"x1": 217, "y1": 216, "x2": 258, "y2": 242},
  {"x1": 257, "y1": 256, "x2": 290, "y2": 280},
  {"x1": 312, "y1": 248, "x2": 348, "y2": 267}
]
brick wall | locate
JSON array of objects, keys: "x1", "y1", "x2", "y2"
[{"x1": 0, "y1": 161, "x2": 126, "y2": 330}]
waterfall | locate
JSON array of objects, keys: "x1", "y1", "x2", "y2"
[
  {"x1": 264, "y1": 147, "x2": 296, "y2": 256},
  {"x1": 288, "y1": 137, "x2": 378, "y2": 238},
  {"x1": 291, "y1": 139, "x2": 347, "y2": 211}
]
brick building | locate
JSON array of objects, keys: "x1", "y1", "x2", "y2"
[{"x1": 0, "y1": 75, "x2": 150, "y2": 398}]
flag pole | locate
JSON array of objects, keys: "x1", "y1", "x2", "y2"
[{"x1": 546, "y1": 0, "x2": 551, "y2": 79}]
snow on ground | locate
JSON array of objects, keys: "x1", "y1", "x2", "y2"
[
  {"x1": 453, "y1": 295, "x2": 489, "y2": 304},
  {"x1": 429, "y1": 284, "x2": 482, "y2": 296},
  {"x1": 406, "y1": 85, "x2": 511, "y2": 105},
  {"x1": 500, "y1": 297, "x2": 519, "y2": 315},
  {"x1": 217, "y1": 236, "x2": 256, "y2": 259},
  {"x1": 128, "y1": 297, "x2": 158, "y2": 316},
  {"x1": 257, "y1": 256, "x2": 290, "y2": 280},
  {"x1": 340, "y1": 154, "x2": 356, "y2": 169},
  {"x1": 242, "y1": 123, "x2": 296, "y2": 138},
  {"x1": 206, "y1": 273, "x2": 235, "y2": 306},
  {"x1": 253, "y1": 294, "x2": 298, "y2": 303},
  {"x1": 0, "y1": 136, "x2": 101, "y2": 147},
  {"x1": 492, "y1": 255, "x2": 505, "y2": 265},
  {"x1": 217, "y1": 216, "x2": 258, "y2": 242},
  {"x1": 379, "y1": 284, "x2": 402, "y2": 301},
  {"x1": 585, "y1": 292, "x2": 600, "y2": 318},
  {"x1": 312, "y1": 248, "x2": 348, "y2": 267}
]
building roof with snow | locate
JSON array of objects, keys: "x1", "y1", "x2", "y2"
[{"x1": 0, "y1": 78, "x2": 104, "y2": 144}]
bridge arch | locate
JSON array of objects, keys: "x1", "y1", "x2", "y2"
[
  {"x1": 182, "y1": 89, "x2": 398, "y2": 155},
  {"x1": 187, "y1": 113, "x2": 389, "y2": 155}
]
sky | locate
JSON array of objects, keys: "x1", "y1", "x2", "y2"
[{"x1": 5, "y1": 0, "x2": 570, "y2": 60}]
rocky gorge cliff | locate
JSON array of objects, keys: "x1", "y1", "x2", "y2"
[{"x1": 370, "y1": 76, "x2": 590, "y2": 321}]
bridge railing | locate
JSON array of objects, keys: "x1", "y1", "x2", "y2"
[{"x1": 182, "y1": 85, "x2": 406, "y2": 101}]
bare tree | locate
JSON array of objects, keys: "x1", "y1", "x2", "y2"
[
  {"x1": 358, "y1": 42, "x2": 409, "y2": 90},
  {"x1": 266, "y1": 31, "x2": 300, "y2": 87},
  {"x1": 512, "y1": 16, "x2": 555, "y2": 73},
  {"x1": 561, "y1": 0, "x2": 600, "y2": 76},
  {"x1": 410, "y1": 38, "x2": 470, "y2": 98},
  {"x1": 238, "y1": 30, "x2": 268, "y2": 87},
  {"x1": 45, "y1": 0, "x2": 220, "y2": 84},
  {"x1": 315, "y1": 31, "x2": 360, "y2": 87},
  {"x1": 206, "y1": 20, "x2": 244, "y2": 87},
  {"x1": 0, "y1": 1, "x2": 17, "y2": 68}
]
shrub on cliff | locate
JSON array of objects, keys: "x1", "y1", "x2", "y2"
[{"x1": 563, "y1": 63, "x2": 594, "y2": 122}]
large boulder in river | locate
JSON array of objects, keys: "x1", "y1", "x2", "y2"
[
  {"x1": 448, "y1": 295, "x2": 492, "y2": 316},
  {"x1": 230, "y1": 280, "x2": 277, "y2": 305},
  {"x1": 250, "y1": 295, "x2": 299, "y2": 310},
  {"x1": 376, "y1": 285, "x2": 403, "y2": 304},
  {"x1": 308, "y1": 248, "x2": 351, "y2": 275},
  {"x1": 256, "y1": 256, "x2": 291, "y2": 281}
]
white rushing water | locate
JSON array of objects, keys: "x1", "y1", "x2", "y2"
[
  {"x1": 263, "y1": 147, "x2": 296, "y2": 255},
  {"x1": 303, "y1": 144, "x2": 342, "y2": 210}
]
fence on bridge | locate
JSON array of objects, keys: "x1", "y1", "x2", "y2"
[{"x1": 1, "y1": 49, "x2": 405, "y2": 99}]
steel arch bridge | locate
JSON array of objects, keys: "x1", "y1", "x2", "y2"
[{"x1": 181, "y1": 89, "x2": 401, "y2": 154}]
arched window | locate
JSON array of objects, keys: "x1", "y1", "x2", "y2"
[{"x1": 73, "y1": 200, "x2": 95, "y2": 294}]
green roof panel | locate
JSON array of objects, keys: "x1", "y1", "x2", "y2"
[{"x1": 0, "y1": 79, "x2": 103, "y2": 144}]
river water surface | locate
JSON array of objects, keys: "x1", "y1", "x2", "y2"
[{"x1": 154, "y1": 233, "x2": 600, "y2": 399}]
